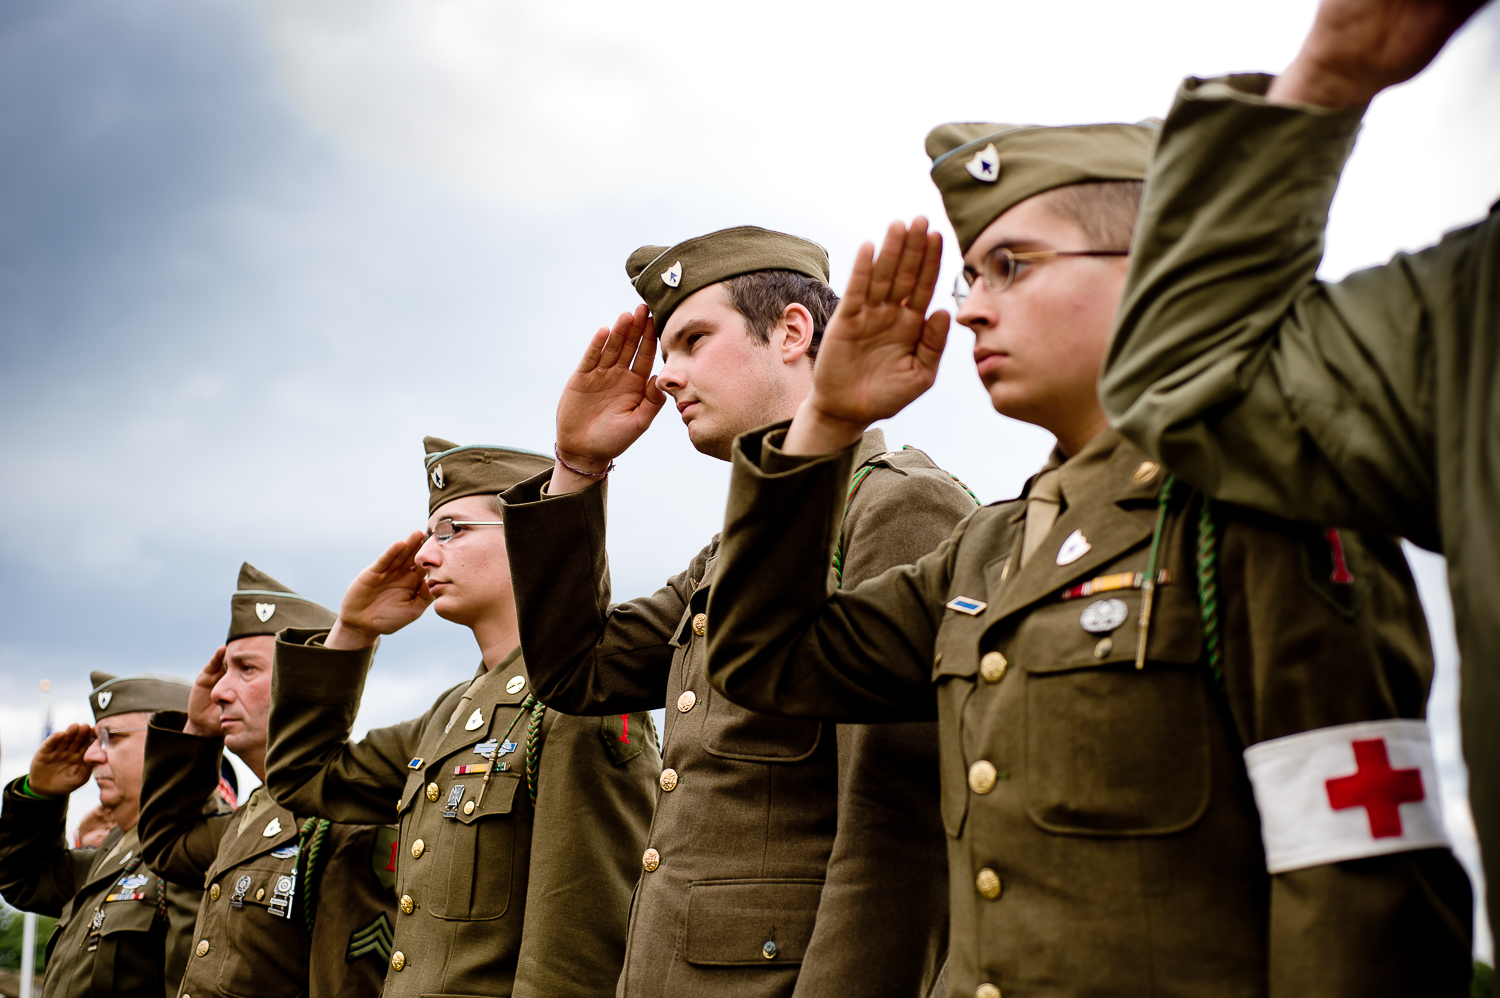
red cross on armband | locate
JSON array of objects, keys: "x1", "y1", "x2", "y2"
[
  {"x1": 1325, "y1": 739, "x2": 1425, "y2": 838},
  {"x1": 1241, "y1": 719, "x2": 1449, "y2": 873}
]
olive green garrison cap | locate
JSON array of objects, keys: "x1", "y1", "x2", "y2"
[
  {"x1": 625, "y1": 226, "x2": 830, "y2": 333},
  {"x1": 88, "y1": 671, "x2": 191, "y2": 721},
  {"x1": 424, "y1": 436, "x2": 553, "y2": 515},
  {"x1": 228, "y1": 562, "x2": 335, "y2": 642},
  {"x1": 926, "y1": 121, "x2": 1159, "y2": 253}
]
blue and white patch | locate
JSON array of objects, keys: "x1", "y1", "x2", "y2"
[
  {"x1": 114, "y1": 872, "x2": 150, "y2": 891},
  {"x1": 945, "y1": 596, "x2": 987, "y2": 616},
  {"x1": 661, "y1": 261, "x2": 683, "y2": 288},
  {"x1": 270, "y1": 845, "x2": 299, "y2": 860},
  {"x1": 965, "y1": 144, "x2": 1000, "y2": 183},
  {"x1": 407, "y1": 757, "x2": 424, "y2": 770},
  {"x1": 474, "y1": 740, "x2": 517, "y2": 759}
]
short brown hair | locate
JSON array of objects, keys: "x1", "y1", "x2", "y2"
[
  {"x1": 1039, "y1": 180, "x2": 1144, "y2": 252},
  {"x1": 724, "y1": 270, "x2": 841, "y2": 360}
]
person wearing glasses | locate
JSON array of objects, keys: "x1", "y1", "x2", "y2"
[
  {"x1": 699, "y1": 122, "x2": 1474, "y2": 996},
  {"x1": 497, "y1": 225, "x2": 973, "y2": 998},
  {"x1": 137, "y1": 563, "x2": 398, "y2": 998},
  {"x1": 0, "y1": 673, "x2": 205, "y2": 998},
  {"x1": 261, "y1": 438, "x2": 659, "y2": 998}
]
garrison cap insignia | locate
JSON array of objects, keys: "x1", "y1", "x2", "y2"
[
  {"x1": 661, "y1": 261, "x2": 683, "y2": 288},
  {"x1": 965, "y1": 143, "x2": 1000, "y2": 182},
  {"x1": 97, "y1": 691, "x2": 113, "y2": 709},
  {"x1": 431, "y1": 464, "x2": 445, "y2": 489},
  {"x1": 945, "y1": 596, "x2": 987, "y2": 616},
  {"x1": 505, "y1": 675, "x2": 525, "y2": 695},
  {"x1": 1056, "y1": 529, "x2": 1091, "y2": 566},
  {"x1": 1079, "y1": 598, "x2": 1128, "y2": 634},
  {"x1": 255, "y1": 603, "x2": 276, "y2": 623},
  {"x1": 263, "y1": 816, "x2": 281, "y2": 837},
  {"x1": 465, "y1": 708, "x2": 485, "y2": 731}
]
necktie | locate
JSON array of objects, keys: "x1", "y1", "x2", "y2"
[{"x1": 1020, "y1": 468, "x2": 1063, "y2": 567}]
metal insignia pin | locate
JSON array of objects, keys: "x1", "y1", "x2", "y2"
[
  {"x1": 262, "y1": 817, "x2": 281, "y2": 837},
  {"x1": 465, "y1": 708, "x2": 484, "y2": 731},
  {"x1": 1079, "y1": 598, "x2": 1129, "y2": 635},
  {"x1": 1056, "y1": 529, "x2": 1091, "y2": 566},
  {"x1": 270, "y1": 844, "x2": 299, "y2": 859},
  {"x1": 661, "y1": 261, "x2": 683, "y2": 288},
  {"x1": 505, "y1": 675, "x2": 525, "y2": 695},
  {"x1": 97, "y1": 691, "x2": 112, "y2": 709},
  {"x1": 945, "y1": 596, "x2": 988, "y2": 616},
  {"x1": 965, "y1": 143, "x2": 1000, "y2": 183},
  {"x1": 255, "y1": 603, "x2": 276, "y2": 623},
  {"x1": 431, "y1": 464, "x2": 445, "y2": 489}
]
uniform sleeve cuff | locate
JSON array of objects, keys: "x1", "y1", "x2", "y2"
[
  {"x1": 1180, "y1": 73, "x2": 1367, "y2": 119},
  {"x1": 8, "y1": 776, "x2": 65, "y2": 804},
  {"x1": 273, "y1": 628, "x2": 373, "y2": 706},
  {"x1": 739, "y1": 419, "x2": 862, "y2": 478}
]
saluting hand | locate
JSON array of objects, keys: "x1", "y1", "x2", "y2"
[
  {"x1": 326, "y1": 531, "x2": 433, "y2": 650},
  {"x1": 183, "y1": 645, "x2": 227, "y2": 738},
  {"x1": 552, "y1": 305, "x2": 666, "y2": 493},
  {"x1": 1269, "y1": 0, "x2": 1486, "y2": 108},
  {"x1": 783, "y1": 217, "x2": 949, "y2": 456},
  {"x1": 29, "y1": 723, "x2": 98, "y2": 797}
]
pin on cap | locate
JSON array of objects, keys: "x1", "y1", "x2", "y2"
[
  {"x1": 661, "y1": 261, "x2": 683, "y2": 287},
  {"x1": 966, "y1": 144, "x2": 1000, "y2": 182}
]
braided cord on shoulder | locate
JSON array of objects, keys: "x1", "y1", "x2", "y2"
[
  {"x1": 832, "y1": 449, "x2": 980, "y2": 586},
  {"x1": 298, "y1": 816, "x2": 331, "y2": 935},
  {"x1": 524, "y1": 695, "x2": 547, "y2": 806},
  {"x1": 1195, "y1": 497, "x2": 1223, "y2": 685}
]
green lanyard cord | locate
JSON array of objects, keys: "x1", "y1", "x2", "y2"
[
  {"x1": 525, "y1": 695, "x2": 547, "y2": 807},
  {"x1": 297, "y1": 817, "x2": 331, "y2": 935},
  {"x1": 1195, "y1": 497, "x2": 1223, "y2": 685},
  {"x1": 832, "y1": 447, "x2": 980, "y2": 587}
]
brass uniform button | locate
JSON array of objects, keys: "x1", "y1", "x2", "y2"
[
  {"x1": 425, "y1": 783, "x2": 440, "y2": 802},
  {"x1": 692, "y1": 612, "x2": 707, "y2": 637},
  {"x1": 969, "y1": 760, "x2": 998, "y2": 795},
  {"x1": 399, "y1": 895, "x2": 414, "y2": 915},
  {"x1": 463, "y1": 800, "x2": 475, "y2": 815},
  {"x1": 195, "y1": 940, "x2": 210, "y2": 958},
  {"x1": 209, "y1": 884, "x2": 220, "y2": 901},
  {"x1": 642, "y1": 848, "x2": 661, "y2": 872},
  {"x1": 980, "y1": 651, "x2": 1007, "y2": 683},
  {"x1": 255, "y1": 888, "x2": 265, "y2": 902},
  {"x1": 975, "y1": 868, "x2": 1003, "y2": 900},
  {"x1": 390, "y1": 951, "x2": 406, "y2": 972},
  {"x1": 976, "y1": 985, "x2": 1002, "y2": 998},
  {"x1": 660, "y1": 769, "x2": 679, "y2": 792},
  {"x1": 1132, "y1": 460, "x2": 1159, "y2": 484},
  {"x1": 762, "y1": 940, "x2": 778, "y2": 959},
  {"x1": 1093, "y1": 637, "x2": 1113, "y2": 659},
  {"x1": 411, "y1": 839, "x2": 425, "y2": 859},
  {"x1": 677, "y1": 690, "x2": 697, "y2": 713}
]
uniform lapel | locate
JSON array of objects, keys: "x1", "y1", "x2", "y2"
[
  {"x1": 211, "y1": 790, "x2": 299, "y2": 878},
  {"x1": 982, "y1": 431, "x2": 1164, "y2": 628},
  {"x1": 85, "y1": 827, "x2": 141, "y2": 889}
]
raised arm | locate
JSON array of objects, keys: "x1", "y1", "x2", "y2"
[
  {"x1": 0, "y1": 726, "x2": 99, "y2": 916},
  {"x1": 138, "y1": 710, "x2": 236, "y2": 886}
]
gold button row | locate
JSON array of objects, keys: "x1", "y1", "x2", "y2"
[
  {"x1": 976, "y1": 985, "x2": 1002, "y2": 998},
  {"x1": 391, "y1": 951, "x2": 406, "y2": 972},
  {"x1": 642, "y1": 848, "x2": 660, "y2": 872},
  {"x1": 968, "y1": 760, "x2": 998, "y2": 795},
  {"x1": 660, "y1": 769, "x2": 679, "y2": 792},
  {"x1": 692, "y1": 613, "x2": 707, "y2": 637},
  {"x1": 980, "y1": 652, "x2": 1007, "y2": 683},
  {"x1": 195, "y1": 940, "x2": 210, "y2": 958},
  {"x1": 400, "y1": 894, "x2": 414, "y2": 915},
  {"x1": 677, "y1": 690, "x2": 697, "y2": 713},
  {"x1": 975, "y1": 868, "x2": 1002, "y2": 900},
  {"x1": 209, "y1": 884, "x2": 220, "y2": 901},
  {"x1": 411, "y1": 838, "x2": 425, "y2": 859}
]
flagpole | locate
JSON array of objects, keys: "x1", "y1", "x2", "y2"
[{"x1": 20, "y1": 679, "x2": 52, "y2": 998}]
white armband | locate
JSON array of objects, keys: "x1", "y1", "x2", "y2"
[{"x1": 1242, "y1": 719, "x2": 1449, "y2": 874}]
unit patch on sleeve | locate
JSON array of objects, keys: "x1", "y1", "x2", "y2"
[
  {"x1": 1242, "y1": 718, "x2": 1448, "y2": 873},
  {"x1": 372, "y1": 825, "x2": 399, "y2": 891},
  {"x1": 600, "y1": 712, "x2": 652, "y2": 766}
]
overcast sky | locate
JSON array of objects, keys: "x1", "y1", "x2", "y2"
[{"x1": 2, "y1": 0, "x2": 1497, "y2": 955}]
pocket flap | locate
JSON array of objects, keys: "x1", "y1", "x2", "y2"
[
  {"x1": 454, "y1": 774, "x2": 520, "y2": 824},
  {"x1": 99, "y1": 897, "x2": 159, "y2": 936},
  {"x1": 684, "y1": 879, "x2": 823, "y2": 966}
]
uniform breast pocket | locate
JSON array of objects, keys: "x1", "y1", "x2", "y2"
[
  {"x1": 1016, "y1": 590, "x2": 1210, "y2": 836},
  {"x1": 701, "y1": 685, "x2": 822, "y2": 762},
  {"x1": 213, "y1": 868, "x2": 309, "y2": 998},
  {"x1": 429, "y1": 774, "x2": 521, "y2": 921}
]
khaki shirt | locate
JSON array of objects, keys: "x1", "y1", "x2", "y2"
[
  {"x1": 704, "y1": 423, "x2": 1472, "y2": 998},
  {"x1": 138, "y1": 711, "x2": 397, "y2": 998},
  {"x1": 264, "y1": 642, "x2": 659, "y2": 998},
  {"x1": 1097, "y1": 73, "x2": 1500, "y2": 933},
  {"x1": 0, "y1": 779, "x2": 202, "y2": 998},
  {"x1": 499, "y1": 429, "x2": 975, "y2": 998}
]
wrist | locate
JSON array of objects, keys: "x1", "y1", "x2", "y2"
[
  {"x1": 325, "y1": 618, "x2": 379, "y2": 651},
  {"x1": 20, "y1": 776, "x2": 61, "y2": 800},
  {"x1": 782, "y1": 398, "x2": 868, "y2": 456},
  {"x1": 553, "y1": 445, "x2": 614, "y2": 478},
  {"x1": 1268, "y1": 59, "x2": 1376, "y2": 109}
]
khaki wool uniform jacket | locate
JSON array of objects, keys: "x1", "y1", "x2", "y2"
[
  {"x1": 704, "y1": 423, "x2": 1472, "y2": 998},
  {"x1": 263, "y1": 639, "x2": 660, "y2": 998},
  {"x1": 499, "y1": 429, "x2": 975, "y2": 998},
  {"x1": 138, "y1": 711, "x2": 398, "y2": 998},
  {"x1": 0, "y1": 779, "x2": 203, "y2": 998},
  {"x1": 1098, "y1": 71, "x2": 1500, "y2": 935}
]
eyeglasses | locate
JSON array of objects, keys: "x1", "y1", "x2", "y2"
[
  {"x1": 96, "y1": 725, "x2": 147, "y2": 749},
  {"x1": 425, "y1": 518, "x2": 504, "y2": 544},
  {"x1": 953, "y1": 247, "x2": 1130, "y2": 304}
]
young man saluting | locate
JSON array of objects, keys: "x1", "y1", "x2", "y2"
[
  {"x1": 500, "y1": 226, "x2": 975, "y2": 997},
  {"x1": 138, "y1": 564, "x2": 398, "y2": 998},
  {"x1": 263, "y1": 440, "x2": 660, "y2": 998},
  {"x1": 703, "y1": 128, "x2": 1473, "y2": 996}
]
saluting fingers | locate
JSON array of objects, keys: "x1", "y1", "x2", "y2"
[
  {"x1": 866, "y1": 220, "x2": 910, "y2": 305},
  {"x1": 907, "y1": 230, "x2": 945, "y2": 315},
  {"x1": 596, "y1": 311, "x2": 638, "y2": 369},
  {"x1": 839, "y1": 242, "x2": 877, "y2": 316},
  {"x1": 629, "y1": 308, "x2": 657, "y2": 381},
  {"x1": 886, "y1": 217, "x2": 931, "y2": 306},
  {"x1": 575, "y1": 327, "x2": 612, "y2": 374}
]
